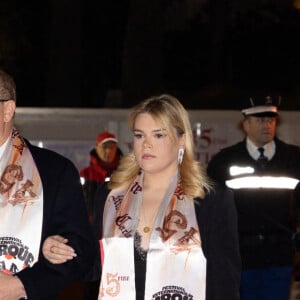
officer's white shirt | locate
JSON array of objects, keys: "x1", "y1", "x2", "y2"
[{"x1": 246, "y1": 137, "x2": 276, "y2": 161}]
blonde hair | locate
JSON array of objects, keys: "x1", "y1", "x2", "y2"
[{"x1": 108, "y1": 94, "x2": 211, "y2": 198}]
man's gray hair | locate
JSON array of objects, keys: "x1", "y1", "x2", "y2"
[{"x1": 0, "y1": 69, "x2": 16, "y2": 101}]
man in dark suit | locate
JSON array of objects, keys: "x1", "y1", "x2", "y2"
[{"x1": 0, "y1": 68, "x2": 97, "y2": 299}]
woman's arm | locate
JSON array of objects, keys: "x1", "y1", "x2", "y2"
[{"x1": 197, "y1": 186, "x2": 241, "y2": 300}]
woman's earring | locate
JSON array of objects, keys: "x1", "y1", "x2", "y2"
[{"x1": 178, "y1": 148, "x2": 184, "y2": 165}]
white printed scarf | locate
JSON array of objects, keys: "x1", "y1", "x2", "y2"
[
  {"x1": 0, "y1": 128, "x2": 43, "y2": 275},
  {"x1": 99, "y1": 170, "x2": 206, "y2": 300}
]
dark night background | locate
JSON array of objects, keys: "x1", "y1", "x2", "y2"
[{"x1": 0, "y1": 0, "x2": 300, "y2": 110}]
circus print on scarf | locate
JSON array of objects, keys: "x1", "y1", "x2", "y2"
[
  {"x1": 99, "y1": 170, "x2": 206, "y2": 299},
  {"x1": 0, "y1": 128, "x2": 43, "y2": 275}
]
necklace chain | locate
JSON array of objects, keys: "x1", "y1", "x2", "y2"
[{"x1": 141, "y1": 202, "x2": 156, "y2": 234}]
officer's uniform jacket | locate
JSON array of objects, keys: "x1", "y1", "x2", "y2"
[{"x1": 207, "y1": 137, "x2": 300, "y2": 269}]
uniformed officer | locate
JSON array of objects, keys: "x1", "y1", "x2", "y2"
[{"x1": 207, "y1": 95, "x2": 300, "y2": 300}]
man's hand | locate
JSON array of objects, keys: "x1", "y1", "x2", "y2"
[{"x1": 0, "y1": 272, "x2": 27, "y2": 300}]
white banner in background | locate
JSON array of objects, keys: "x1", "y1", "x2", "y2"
[{"x1": 15, "y1": 108, "x2": 299, "y2": 170}]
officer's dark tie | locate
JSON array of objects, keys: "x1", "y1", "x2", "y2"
[{"x1": 257, "y1": 147, "x2": 268, "y2": 166}]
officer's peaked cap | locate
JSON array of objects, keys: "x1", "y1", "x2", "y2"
[{"x1": 242, "y1": 95, "x2": 281, "y2": 117}]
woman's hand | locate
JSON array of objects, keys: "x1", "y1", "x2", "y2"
[{"x1": 42, "y1": 235, "x2": 77, "y2": 264}]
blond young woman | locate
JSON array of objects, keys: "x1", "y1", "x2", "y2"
[{"x1": 43, "y1": 94, "x2": 241, "y2": 300}]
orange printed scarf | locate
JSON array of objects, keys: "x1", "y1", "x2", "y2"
[
  {"x1": 0, "y1": 128, "x2": 43, "y2": 275},
  {"x1": 99, "y1": 170, "x2": 206, "y2": 300}
]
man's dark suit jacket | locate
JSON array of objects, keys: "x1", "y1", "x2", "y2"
[{"x1": 15, "y1": 140, "x2": 97, "y2": 300}]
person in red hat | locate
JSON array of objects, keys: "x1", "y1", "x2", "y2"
[{"x1": 80, "y1": 131, "x2": 123, "y2": 218}]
